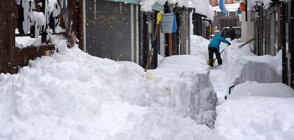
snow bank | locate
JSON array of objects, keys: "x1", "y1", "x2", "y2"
[
  {"x1": 215, "y1": 82, "x2": 294, "y2": 140},
  {"x1": 208, "y1": 38, "x2": 282, "y2": 102},
  {"x1": 190, "y1": 35, "x2": 210, "y2": 59},
  {"x1": 230, "y1": 81, "x2": 294, "y2": 98},
  {"x1": 0, "y1": 39, "x2": 214, "y2": 139},
  {"x1": 224, "y1": 45, "x2": 282, "y2": 85},
  {"x1": 152, "y1": 55, "x2": 217, "y2": 128}
]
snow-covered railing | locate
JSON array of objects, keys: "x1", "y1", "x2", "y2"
[{"x1": 17, "y1": 0, "x2": 61, "y2": 43}]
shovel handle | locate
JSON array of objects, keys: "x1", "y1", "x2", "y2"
[{"x1": 144, "y1": 13, "x2": 161, "y2": 72}]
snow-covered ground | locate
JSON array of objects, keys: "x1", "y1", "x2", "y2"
[
  {"x1": 215, "y1": 81, "x2": 294, "y2": 140},
  {"x1": 190, "y1": 35, "x2": 294, "y2": 140},
  {"x1": 1, "y1": 37, "x2": 215, "y2": 139},
  {"x1": 1, "y1": 31, "x2": 294, "y2": 139}
]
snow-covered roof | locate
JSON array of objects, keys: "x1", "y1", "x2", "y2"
[
  {"x1": 189, "y1": 0, "x2": 214, "y2": 20},
  {"x1": 213, "y1": 3, "x2": 240, "y2": 13},
  {"x1": 140, "y1": 0, "x2": 214, "y2": 20}
]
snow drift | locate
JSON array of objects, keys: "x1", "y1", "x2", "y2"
[
  {"x1": 0, "y1": 43, "x2": 215, "y2": 139},
  {"x1": 215, "y1": 82, "x2": 294, "y2": 140},
  {"x1": 152, "y1": 55, "x2": 217, "y2": 128}
]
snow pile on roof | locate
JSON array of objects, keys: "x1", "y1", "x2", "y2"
[
  {"x1": 215, "y1": 81, "x2": 294, "y2": 140},
  {"x1": 190, "y1": 0, "x2": 214, "y2": 20},
  {"x1": 0, "y1": 40, "x2": 215, "y2": 139},
  {"x1": 213, "y1": 3, "x2": 240, "y2": 12},
  {"x1": 139, "y1": 0, "x2": 166, "y2": 11},
  {"x1": 140, "y1": 0, "x2": 214, "y2": 20}
]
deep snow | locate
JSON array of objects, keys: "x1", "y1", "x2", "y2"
[
  {"x1": 1, "y1": 37, "x2": 215, "y2": 139},
  {"x1": 215, "y1": 82, "x2": 294, "y2": 140},
  {"x1": 2, "y1": 19, "x2": 294, "y2": 140}
]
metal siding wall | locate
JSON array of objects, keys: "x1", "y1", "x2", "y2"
[{"x1": 85, "y1": 0, "x2": 132, "y2": 61}]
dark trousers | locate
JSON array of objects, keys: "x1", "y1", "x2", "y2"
[{"x1": 208, "y1": 47, "x2": 222, "y2": 66}]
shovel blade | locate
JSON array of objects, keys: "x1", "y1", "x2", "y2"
[{"x1": 207, "y1": 59, "x2": 216, "y2": 65}]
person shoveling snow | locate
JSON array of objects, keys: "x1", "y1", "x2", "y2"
[{"x1": 208, "y1": 33, "x2": 231, "y2": 67}]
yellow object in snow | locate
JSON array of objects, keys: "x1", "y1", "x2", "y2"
[
  {"x1": 157, "y1": 13, "x2": 162, "y2": 24},
  {"x1": 147, "y1": 72, "x2": 156, "y2": 80},
  {"x1": 207, "y1": 59, "x2": 216, "y2": 65}
]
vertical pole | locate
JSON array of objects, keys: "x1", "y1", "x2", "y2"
[
  {"x1": 168, "y1": 33, "x2": 173, "y2": 56},
  {"x1": 245, "y1": 0, "x2": 248, "y2": 22},
  {"x1": 281, "y1": 2, "x2": 287, "y2": 84},
  {"x1": 259, "y1": 7, "x2": 263, "y2": 55},
  {"x1": 78, "y1": 0, "x2": 84, "y2": 50},
  {"x1": 0, "y1": 1, "x2": 15, "y2": 73},
  {"x1": 278, "y1": 5, "x2": 282, "y2": 51},
  {"x1": 83, "y1": 0, "x2": 87, "y2": 51},
  {"x1": 94, "y1": 0, "x2": 96, "y2": 19},
  {"x1": 130, "y1": 4, "x2": 134, "y2": 62},
  {"x1": 291, "y1": 0, "x2": 294, "y2": 88},
  {"x1": 136, "y1": 5, "x2": 139, "y2": 64}
]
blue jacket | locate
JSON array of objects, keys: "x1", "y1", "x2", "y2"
[{"x1": 208, "y1": 33, "x2": 230, "y2": 52}]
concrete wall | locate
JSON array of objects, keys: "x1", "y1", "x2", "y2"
[{"x1": 241, "y1": 11, "x2": 255, "y2": 42}]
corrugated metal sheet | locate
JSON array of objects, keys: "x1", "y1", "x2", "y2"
[
  {"x1": 152, "y1": 3, "x2": 163, "y2": 11},
  {"x1": 107, "y1": 0, "x2": 139, "y2": 4}
]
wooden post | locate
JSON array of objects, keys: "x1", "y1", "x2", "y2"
[
  {"x1": 78, "y1": 0, "x2": 84, "y2": 50},
  {"x1": 168, "y1": 33, "x2": 173, "y2": 56},
  {"x1": 0, "y1": 1, "x2": 15, "y2": 73}
]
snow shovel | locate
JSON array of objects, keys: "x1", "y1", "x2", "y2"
[
  {"x1": 207, "y1": 44, "x2": 230, "y2": 65},
  {"x1": 144, "y1": 13, "x2": 162, "y2": 72}
]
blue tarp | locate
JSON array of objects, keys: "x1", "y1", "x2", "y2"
[
  {"x1": 107, "y1": 0, "x2": 140, "y2": 4},
  {"x1": 219, "y1": 0, "x2": 226, "y2": 15}
]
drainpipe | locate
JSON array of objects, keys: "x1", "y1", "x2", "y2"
[{"x1": 259, "y1": 6, "x2": 263, "y2": 55}]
